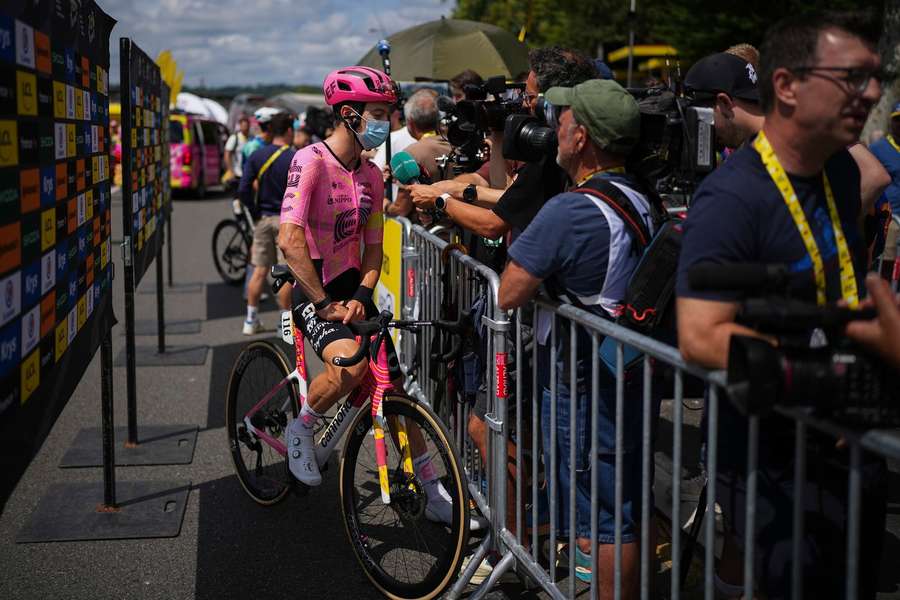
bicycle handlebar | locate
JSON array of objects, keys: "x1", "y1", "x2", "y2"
[{"x1": 331, "y1": 312, "x2": 474, "y2": 368}]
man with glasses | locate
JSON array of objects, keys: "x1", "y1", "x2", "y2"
[
  {"x1": 677, "y1": 12, "x2": 886, "y2": 599},
  {"x1": 685, "y1": 52, "x2": 765, "y2": 153}
]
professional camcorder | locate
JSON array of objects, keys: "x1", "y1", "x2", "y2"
[
  {"x1": 501, "y1": 85, "x2": 717, "y2": 197},
  {"x1": 627, "y1": 87, "x2": 716, "y2": 201},
  {"x1": 439, "y1": 76, "x2": 528, "y2": 171},
  {"x1": 689, "y1": 263, "x2": 900, "y2": 427}
]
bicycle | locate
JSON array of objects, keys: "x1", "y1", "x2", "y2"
[
  {"x1": 212, "y1": 199, "x2": 253, "y2": 285},
  {"x1": 226, "y1": 265, "x2": 472, "y2": 599}
]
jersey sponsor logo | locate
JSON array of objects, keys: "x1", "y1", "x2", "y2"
[
  {"x1": 286, "y1": 173, "x2": 300, "y2": 188},
  {"x1": 327, "y1": 194, "x2": 351, "y2": 205},
  {"x1": 334, "y1": 208, "x2": 361, "y2": 242}
]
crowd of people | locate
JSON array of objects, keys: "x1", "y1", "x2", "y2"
[{"x1": 230, "y1": 9, "x2": 898, "y2": 599}]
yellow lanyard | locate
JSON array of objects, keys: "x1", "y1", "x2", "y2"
[
  {"x1": 888, "y1": 135, "x2": 900, "y2": 154},
  {"x1": 752, "y1": 131, "x2": 858, "y2": 307},
  {"x1": 574, "y1": 166, "x2": 625, "y2": 188}
]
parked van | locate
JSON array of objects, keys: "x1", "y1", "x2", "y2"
[{"x1": 169, "y1": 112, "x2": 225, "y2": 197}]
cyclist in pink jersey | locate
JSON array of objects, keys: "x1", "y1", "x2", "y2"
[{"x1": 276, "y1": 68, "x2": 479, "y2": 530}]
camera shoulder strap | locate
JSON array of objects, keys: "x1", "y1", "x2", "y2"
[{"x1": 571, "y1": 177, "x2": 652, "y2": 247}]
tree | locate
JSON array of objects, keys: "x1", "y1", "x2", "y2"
[
  {"x1": 454, "y1": 0, "x2": 883, "y2": 66},
  {"x1": 863, "y1": 0, "x2": 900, "y2": 143}
]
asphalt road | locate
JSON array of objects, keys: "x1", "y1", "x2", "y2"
[{"x1": 0, "y1": 186, "x2": 897, "y2": 600}]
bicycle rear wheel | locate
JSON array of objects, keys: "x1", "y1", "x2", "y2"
[
  {"x1": 339, "y1": 393, "x2": 469, "y2": 600},
  {"x1": 212, "y1": 218, "x2": 249, "y2": 285},
  {"x1": 226, "y1": 340, "x2": 296, "y2": 505}
]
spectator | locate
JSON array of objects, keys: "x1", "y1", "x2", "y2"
[
  {"x1": 384, "y1": 89, "x2": 452, "y2": 217},
  {"x1": 725, "y1": 42, "x2": 760, "y2": 69},
  {"x1": 676, "y1": 12, "x2": 885, "y2": 599},
  {"x1": 224, "y1": 115, "x2": 251, "y2": 184},
  {"x1": 498, "y1": 79, "x2": 657, "y2": 597},
  {"x1": 239, "y1": 113, "x2": 295, "y2": 334},
  {"x1": 293, "y1": 123, "x2": 313, "y2": 149},
  {"x1": 868, "y1": 101, "x2": 900, "y2": 268},
  {"x1": 450, "y1": 68, "x2": 484, "y2": 103}
]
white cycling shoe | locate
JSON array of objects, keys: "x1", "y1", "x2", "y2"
[
  {"x1": 424, "y1": 482, "x2": 488, "y2": 531},
  {"x1": 287, "y1": 419, "x2": 321, "y2": 486}
]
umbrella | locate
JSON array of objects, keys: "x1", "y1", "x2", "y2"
[
  {"x1": 175, "y1": 92, "x2": 228, "y2": 124},
  {"x1": 357, "y1": 18, "x2": 529, "y2": 81}
]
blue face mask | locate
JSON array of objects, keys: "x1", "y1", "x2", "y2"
[{"x1": 349, "y1": 110, "x2": 390, "y2": 150}]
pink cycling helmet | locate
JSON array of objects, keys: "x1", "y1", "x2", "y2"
[{"x1": 323, "y1": 66, "x2": 397, "y2": 106}]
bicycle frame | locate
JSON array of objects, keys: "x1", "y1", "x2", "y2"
[{"x1": 240, "y1": 311, "x2": 415, "y2": 505}]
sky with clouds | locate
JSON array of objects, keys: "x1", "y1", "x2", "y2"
[{"x1": 104, "y1": 0, "x2": 452, "y2": 87}]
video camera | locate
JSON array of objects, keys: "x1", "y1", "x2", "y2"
[
  {"x1": 628, "y1": 87, "x2": 716, "y2": 203},
  {"x1": 439, "y1": 75, "x2": 528, "y2": 172},
  {"x1": 499, "y1": 85, "x2": 716, "y2": 199},
  {"x1": 689, "y1": 263, "x2": 900, "y2": 427}
]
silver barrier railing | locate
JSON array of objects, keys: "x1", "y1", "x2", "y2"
[{"x1": 391, "y1": 219, "x2": 900, "y2": 600}]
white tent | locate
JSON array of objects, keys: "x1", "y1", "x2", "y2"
[{"x1": 175, "y1": 92, "x2": 229, "y2": 124}]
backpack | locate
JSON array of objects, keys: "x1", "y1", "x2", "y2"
[{"x1": 570, "y1": 176, "x2": 682, "y2": 337}]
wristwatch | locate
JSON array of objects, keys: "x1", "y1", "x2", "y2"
[
  {"x1": 435, "y1": 193, "x2": 451, "y2": 212},
  {"x1": 463, "y1": 184, "x2": 478, "y2": 204}
]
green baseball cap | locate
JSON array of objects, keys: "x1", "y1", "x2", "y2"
[{"x1": 545, "y1": 79, "x2": 641, "y2": 155}]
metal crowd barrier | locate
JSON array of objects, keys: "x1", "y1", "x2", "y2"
[{"x1": 389, "y1": 219, "x2": 900, "y2": 600}]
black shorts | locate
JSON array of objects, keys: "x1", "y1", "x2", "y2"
[{"x1": 291, "y1": 271, "x2": 401, "y2": 380}]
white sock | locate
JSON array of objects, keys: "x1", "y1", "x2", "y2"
[
  {"x1": 415, "y1": 454, "x2": 451, "y2": 502},
  {"x1": 297, "y1": 403, "x2": 323, "y2": 433},
  {"x1": 246, "y1": 305, "x2": 258, "y2": 322}
]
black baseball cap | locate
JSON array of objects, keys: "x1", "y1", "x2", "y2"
[{"x1": 684, "y1": 52, "x2": 759, "y2": 103}]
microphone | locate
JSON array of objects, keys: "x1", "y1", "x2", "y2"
[
  {"x1": 688, "y1": 263, "x2": 791, "y2": 293},
  {"x1": 390, "y1": 151, "x2": 429, "y2": 185},
  {"x1": 377, "y1": 39, "x2": 391, "y2": 57}
]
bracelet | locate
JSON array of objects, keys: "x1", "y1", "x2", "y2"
[
  {"x1": 313, "y1": 294, "x2": 332, "y2": 311},
  {"x1": 353, "y1": 285, "x2": 374, "y2": 303}
]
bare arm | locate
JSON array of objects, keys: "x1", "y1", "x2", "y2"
[
  {"x1": 498, "y1": 260, "x2": 542, "y2": 311},
  {"x1": 849, "y1": 143, "x2": 890, "y2": 215},
  {"x1": 488, "y1": 132, "x2": 510, "y2": 190},
  {"x1": 454, "y1": 172, "x2": 489, "y2": 187},
  {"x1": 277, "y1": 222, "x2": 327, "y2": 303},
  {"x1": 676, "y1": 297, "x2": 770, "y2": 369},
  {"x1": 359, "y1": 241, "x2": 382, "y2": 291},
  {"x1": 385, "y1": 186, "x2": 413, "y2": 217},
  {"x1": 406, "y1": 184, "x2": 510, "y2": 238}
]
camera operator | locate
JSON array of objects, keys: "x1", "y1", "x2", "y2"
[
  {"x1": 684, "y1": 52, "x2": 764, "y2": 153},
  {"x1": 676, "y1": 12, "x2": 886, "y2": 599},
  {"x1": 408, "y1": 47, "x2": 597, "y2": 242},
  {"x1": 498, "y1": 79, "x2": 656, "y2": 598}
]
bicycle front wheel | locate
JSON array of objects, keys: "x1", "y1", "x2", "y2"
[
  {"x1": 212, "y1": 218, "x2": 249, "y2": 285},
  {"x1": 226, "y1": 340, "x2": 296, "y2": 505},
  {"x1": 339, "y1": 393, "x2": 469, "y2": 600}
]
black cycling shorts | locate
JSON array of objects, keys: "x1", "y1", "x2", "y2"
[{"x1": 291, "y1": 273, "x2": 401, "y2": 380}]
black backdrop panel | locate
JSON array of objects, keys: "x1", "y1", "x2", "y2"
[
  {"x1": 120, "y1": 39, "x2": 168, "y2": 285},
  {"x1": 0, "y1": 0, "x2": 116, "y2": 506}
]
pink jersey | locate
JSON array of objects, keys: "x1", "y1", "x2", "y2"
[{"x1": 280, "y1": 142, "x2": 384, "y2": 285}]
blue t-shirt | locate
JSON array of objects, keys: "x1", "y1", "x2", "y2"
[
  {"x1": 677, "y1": 141, "x2": 864, "y2": 305},
  {"x1": 869, "y1": 137, "x2": 900, "y2": 214},
  {"x1": 676, "y1": 139, "x2": 863, "y2": 471},
  {"x1": 238, "y1": 143, "x2": 294, "y2": 217},
  {"x1": 509, "y1": 173, "x2": 651, "y2": 318}
]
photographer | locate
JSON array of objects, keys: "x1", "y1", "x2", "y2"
[
  {"x1": 408, "y1": 47, "x2": 597, "y2": 241},
  {"x1": 498, "y1": 79, "x2": 655, "y2": 598},
  {"x1": 676, "y1": 12, "x2": 886, "y2": 599}
]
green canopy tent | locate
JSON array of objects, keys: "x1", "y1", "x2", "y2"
[{"x1": 357, "y1": 18, "x2": 529, "y2": 81}]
